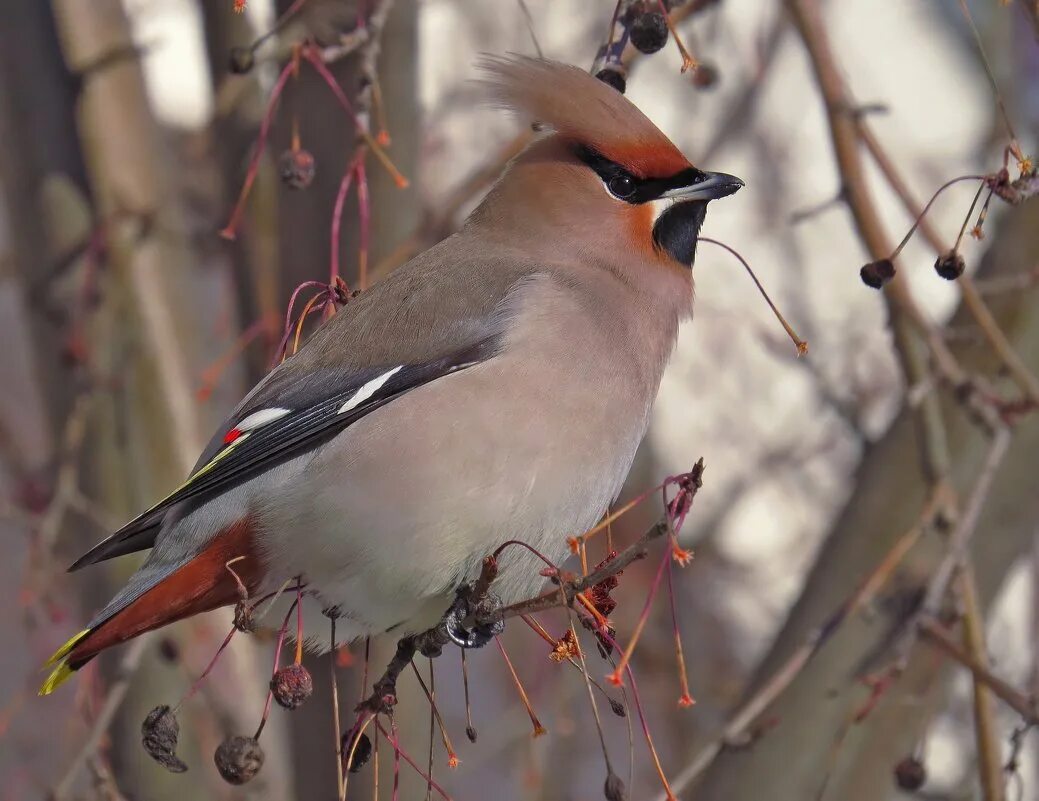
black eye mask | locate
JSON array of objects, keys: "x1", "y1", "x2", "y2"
[{"x1": 574, "y1": 145, "x2": 708, "y2": 204}]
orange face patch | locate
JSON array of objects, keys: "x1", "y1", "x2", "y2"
[{"x1": 624, "y1": 202, "x2": 665, "y2": 261}]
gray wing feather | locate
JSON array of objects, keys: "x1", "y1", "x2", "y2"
[{"x1": 68, "y1": 236, "x2": 538, "y2": 571}]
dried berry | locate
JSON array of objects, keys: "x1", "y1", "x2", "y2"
[
  {"x1": 141, "y1": 705, "x2": 187, "y2": 773},
  {"x1": 609, "y1": 698, "x2": 626, "y2": 717},
  {"x1": 934, "y1": 251, "x2": 965, "y2": 281},
  {"x1": 605, "y1": 771, "x2": 628, "y2": 801},
  {"x1": 860, "y1": 258, "x2": 896, "y2": 289},
  {"x1": 341, "y1": 730, "x2": 372, "y2": 773},
  {"x1": 270, "y1": 663, "x2": 313, "y2": 710},
  {"x1": 893, "y1": 755, "x2": 926, "y2": 791},
  {"x1": 229, "y1": 47, "x2": 254, "y2": 74},
  {"x1": 629, "y1": 11, "x2": 669, "y2": 54},
  {"x1": 691, "y1": 62, "x2": 719, "y2": 90},
  {"x1": 278, "y1": 148, "x2": 316, "y2": 190},
  {"x1": 595, "y1": 65, "x2": 627, "y2": 94},
  {"x1": 465, "y1": 725, "x2": 478, "y2": 743},
  {"x1": 214, "y1": 735, "x2": 264, "y2": 785}
]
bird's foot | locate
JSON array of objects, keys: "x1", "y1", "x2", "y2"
[{"x1": 443, "y1": 586, "x2": 504, "y2": 650}]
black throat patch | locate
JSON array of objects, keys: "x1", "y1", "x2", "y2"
[{"x1": 652, "y1": 200, "x2": 708, "y2": 267}]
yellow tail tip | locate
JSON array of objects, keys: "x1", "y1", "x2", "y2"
[
  {"x1": 38, "y1": 629, "x2": 91, "y2": 695},
  {"x1": 39, "y1": 660, "x2": 75, "y2": 696},
  {"x1": 43, "y1": 628, "x2": 91, "y2": 667}
]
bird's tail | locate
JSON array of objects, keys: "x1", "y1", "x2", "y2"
[{"x1": 39, "y1": 518, "x2": 264, "y2": 695}]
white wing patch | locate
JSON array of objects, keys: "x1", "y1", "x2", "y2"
[
  {"x1": 338, "y1": 366, "x2": 403, "y2": 414},
  {"x1": 235, "y1": 407, "x2": 291, "y2": 431}
]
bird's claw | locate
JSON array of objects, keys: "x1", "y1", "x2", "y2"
[{"x1": 443, "y1": 587, "x2": 503, "y2": 649}]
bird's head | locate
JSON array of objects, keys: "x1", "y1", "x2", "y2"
[{"x1": 472, "y1": 56, "x2": 743, "y2": 272}]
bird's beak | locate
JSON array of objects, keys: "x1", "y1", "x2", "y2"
[
  {"x1": 661, "y1": 171, "x2": 745, "y2": 202},
  {"x1": 651, "y1": 171, "x2": 744, "y2": 268}
]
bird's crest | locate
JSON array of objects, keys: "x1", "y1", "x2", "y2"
[{"x1": 478, "y1": 55, "x2": 690, "y2": 179}]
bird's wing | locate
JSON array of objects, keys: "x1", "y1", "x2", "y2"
[
  {"x1": 68, "y1": 336, "x2": 501, "y2": 571},
  {"x1": 69, "y1": 234, "x2": 539, "y2": 571}
]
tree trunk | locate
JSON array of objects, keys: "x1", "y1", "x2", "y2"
[{"x1": 0, "y1": 4, "x2": 88, "y2": 793}]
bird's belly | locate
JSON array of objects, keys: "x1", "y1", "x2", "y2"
[{"x1": 254, "y1": 353, "x2": 650, "y2": 641}]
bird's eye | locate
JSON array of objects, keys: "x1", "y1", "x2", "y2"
[{"x1": 607, "y1": 174, "x2": 636, "y2": 199}]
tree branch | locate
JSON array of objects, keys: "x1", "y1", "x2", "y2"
[
  {"x1": 920, "y1": 615, "x2": 1039, "y2": 726},
  {"x1": 784, "y1": 0, "x2": 959, "y2": 484}
]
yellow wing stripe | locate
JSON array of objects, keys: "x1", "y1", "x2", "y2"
[
  {"x1": 187, "y1": 431, "x2": 251, "y2": 483},
  {"x1": 139, "y1": 432, "x2": 254, "y2": 513}
]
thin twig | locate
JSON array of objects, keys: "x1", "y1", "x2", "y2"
[
  {"x1": 857, "y1": 122, "x2": 1039, "y2": 404},
  {"x1": 920, "y1": 616, "x2": 1039, "y2": 725},
  {"x1": 331, "y1": 615, "x2": 345, "y2": 801},
  {"x1": 566, "y1": 607, "x2": 618, "y2": 789},
  {"x1": 489, "y1": 520, "x2": 669, "y2": 624}
]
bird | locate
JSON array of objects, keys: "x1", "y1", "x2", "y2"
[{"x1": 40, "y1": 56, "x2": 743, "y2": 694}]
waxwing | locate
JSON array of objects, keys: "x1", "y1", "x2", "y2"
[{"x1": 41, "y1": 56, "x2": 742, "y2": 693}]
